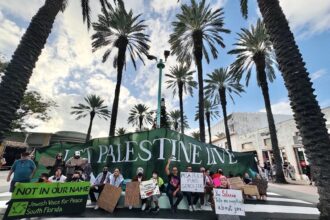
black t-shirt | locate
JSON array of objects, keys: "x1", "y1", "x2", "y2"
[{"x1": 167, "y1": 173, "x2": 180, "y2": 190}]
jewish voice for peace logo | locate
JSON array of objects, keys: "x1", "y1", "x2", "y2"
[{"x1": 8, "y1": 202, "x2": 28, "y2": 217}]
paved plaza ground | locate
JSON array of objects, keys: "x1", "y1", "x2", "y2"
[{"x1": 0, "y1": 170, "x2": 320, "y2": 220}]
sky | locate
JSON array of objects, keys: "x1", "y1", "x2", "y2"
[{"x1": 0, "y1": 0, "x2": 329, "y2": 139}]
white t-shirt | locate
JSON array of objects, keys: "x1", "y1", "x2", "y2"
[{"x1": 48, "y1": 175, "x2": 67, "y2": 183}]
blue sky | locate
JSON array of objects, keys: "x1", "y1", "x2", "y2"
[{"x1": 0, "y1": 0, "x2": 329, "y2": 138}]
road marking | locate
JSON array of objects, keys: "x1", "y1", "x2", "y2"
[
  {"x1": 0, "y1": 192, "x2": 11, "y2": 197},
  {"x1": 244, "y1": 204, "x2": 319, "y2": 214},
  {"x1": 266, "y1": 197, "x2": 312, "y2": 204},
  {"x1": 267, "y1": 192, "x2": 280, "y2": 196}
]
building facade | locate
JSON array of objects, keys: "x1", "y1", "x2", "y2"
[{"x1": 211, "y1": 107, "x2": 330, "y2": 179}]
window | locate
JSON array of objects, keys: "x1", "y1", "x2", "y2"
[
  {"x1": 264, "y1": 138, "x2": 272, "y2": 148},
  {"x1": 242, "y1": 142, "x2": 253, "y2": 150}
]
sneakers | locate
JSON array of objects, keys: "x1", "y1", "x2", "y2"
[
  {"x1": 141, "y1": 203, "x2": 147, "y2": 211},
  {"x1": 151, "y1": 206, "x2": 160, "y2": 213},
  {"x1": 193, "y1": 205, "x2": 200, "y2": 211},
  {"x1": 189, "y1": 205, "x2": 193, "y2": 212},
  {"x1": 129, "y1": 205, "x2": 133, "y2": 210},
  {"x1": 200, "y1": 205, "x2": 207, "y2": 210},
  {"x1": 94, "y1": 205, "x2": 99, "y2": 210}
]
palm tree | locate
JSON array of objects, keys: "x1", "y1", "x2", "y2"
[
  {"x1": 71, "y1": 94, "x2": 110, "y2": 142},
  {"x1": 204, "y1": 67, "x2": 244, "y2": 151},
  {"x1": 116, "y1": 127, "x2": 126, "y2": 136},
  {"x1": 169, "y1": 0, "x2": 230, "y2": 143},
  {"x1": 228, "y1": 19, "x2": 286, "y2": 183},
  {"x1": 128, "y1": 104, "x2": 153, "y2": 131},
  {"x1": 195, "y1": 100, "x2": 220, "y2": 144},
  {"x1": 0, "y1": 0, "x2": 111, "y2": 143},
  {"x1": 92, "y1": 2, "x2": 150, "y2": 137},
  {"x1": 239, "y1": 2, "x2": 330, "y2": 216},
  {"x1": 169, "y1": 110, "x2": 190, "y2": 132},
  {"x1": 165, "y1": 64, "x2": 197, "y2": 134},
  {"x1": 191, "y1": 131, "x2": 200, "y2": 141}
]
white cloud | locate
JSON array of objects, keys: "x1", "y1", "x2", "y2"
[
  {"x1": 279, "y1": 0, "x2": 330, "y2": 37},
  {"x1": 259, "y1": 100, "x2": 293, "y2": 115},
  {"x1": 310, "y1": 69, "x2": 327, "y2": 81}
]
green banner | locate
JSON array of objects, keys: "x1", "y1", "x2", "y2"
[
  {"x1": 4, "y1": 182, "x2": 90, "y2": 219},
  {"x1": 35, "y1": 128, "x2": 257, "y2": 180}
]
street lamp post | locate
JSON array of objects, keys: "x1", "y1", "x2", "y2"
[
  {"x1": 147, "y1": 50, "x2": 170, "y2": 128},
  {"x1": 156, "y1": 59, "x2": 165, "y2": 128}
]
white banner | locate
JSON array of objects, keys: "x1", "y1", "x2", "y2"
[
  {"x1": 214, "y1": 189, "x2": 245, "y2": 216},
  {"x1": 180, "y1": 172, "x2": 204, "y2": 193},
  {"x1": 140, "y1": 179, "x2": 160, "y2": 199}
]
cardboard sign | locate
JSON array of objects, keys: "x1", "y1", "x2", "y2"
[
  {"x1": 228, "y1": 177, "x2": 245, "y2": 190},
  {"x1": 97, "y1": 184, "x2": 122, "y2": 213},
  {"x1": 125, "y1": 182, "x2": 140, "y2": 207},
  {"x1": 214, "y1": 189, "x2": 245, "y2": 216},
  {"x1": 180, "y1": 172, "x2": 204, "y2": 193},
  {"x1": 242, "y1": 185, "x2": 260, "y2": 198},
  {"x1": 38, "y1": 155, "x2": 56, "y2": 167},
  {"x1": 4, "y1": 182, "x2": 90, "y2": 219},
  {"x1": 140, "y1": 179, "x2": 160, "y2": 199}
]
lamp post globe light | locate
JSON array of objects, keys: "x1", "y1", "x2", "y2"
[{"x1": 147, "y1": 50, "x2": 170, "y2": 128}]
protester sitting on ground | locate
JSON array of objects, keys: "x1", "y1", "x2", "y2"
[
  {"x1": 47, "y1": 153, "x2": 66, "y2": 176},
  {"x1": 49, "y1": 167, "x2": 67, "y2": 183},
  {"x1": 69, "y1": 171, "x2": 84, "y2": 182},
  {"x1": 131, "y1": 167, "x2": 147, "y2": 211},
  {"x1": 109, "y1": 168, "x2": 124, "y2": 187},
  {"x1": 252, "y1": 174, "x2": 268, "y2": 201},
  {"x1": 189, "y1": 166, "x2": 208, "y2": 211},
  {"x1": 165, "y1": 157, "x2": 183, "y2": 214},
  {"x1": 91, "y1": 166, "x2": 111, "y2": 210},
  {"x1": 6, "y1": 152, "x2": 36, "y2": 192},
  {"x1": 210, "y1": 174, "x2": 230, "y2": 211},
  {"x1": 243, "y1": 172, "x2": 252, "y2": 184},
  {"x1": 38, "y1": 173, "x2": 51, "y2": 183},
  {"x1": 146, "y1": 170, "x2": 164, "y2": 213},
  {"x1": 65, "y1": 151, "x2": 87, "y2": 181}
]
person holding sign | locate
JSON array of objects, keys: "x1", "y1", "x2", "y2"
[
  {"x1": 165, "y1": 157, "x2": 183, "y2": 214},
  {"x1": 90, "y1": 166, "x2": 111, "y2": 210},
  {"x1": 49, "y1": 167, "x2": 67, "y2": 183},
  {"x1": 146, "y1": 170, "x2": 164, "y2": 213},
  {"x1": 131, "y1": 167, "x2": 147, "y2": 211},
  {"x1": 182, "y1": 166, "x2": 197, "y2": 212},
  {"x1": 6, "y1": 152, "x2": 36, "y2": 193}
]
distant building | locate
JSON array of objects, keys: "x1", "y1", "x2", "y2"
[
  {"x1": 0, "y1": 131, "x2": 88, "y2": 167},
  {"x1": 211, "y1": 107, "x2": 330, "y2": 179}
]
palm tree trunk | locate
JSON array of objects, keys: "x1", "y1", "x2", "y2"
[
  {"x1": 139, "y1": 116, "x2": 143, "y2": 131},
  {"x1": 219, "y1": 88, "x2": 232, "y2": 151},
  {"x1": 0, "y1": 0, "x2": 63, "y2": 142},
  {"x1": 258, "y1": 1, "x2": 330, "y2": 217},
  {"x1": 193, "y1": 30, "x2": 206, "y2": 143},
  {"x1": 255, "y1": 57, "x2": 286, "y2": 183},
  {"x1": 109, "y1": 38, "x2": 128, "y2": 136},
  {"x1": 206, "y1": 112, "x2": 212, "y2": 144},
  {"x1": 178, "y1": 82, "x2": 185, "y2": 134},
  {"x1": 86, "y1": 111, "x2": 95, "y2": 142}
]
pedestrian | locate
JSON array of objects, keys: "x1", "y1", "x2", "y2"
[
  {"x1": 283, "y1": 161, "x2": 289, "y2": 178},
  {"x1": 165, "y1": 157, "x2": 183, "y2": 214},
  {"x1": 38, "y1": 173, "x2": 51, "y2": 183},
  {"x1": 6, "y1": 152, "x2": 36, "y2": 192},
  {"x1": 287, "y1": 162, "x2": 296, "y2": 181},
  {"x1": 271, "y1": 164, "x2": 276, "y2": 181},
  {"x1": 90, "y1": 166, "x2": 111, "y2": 210},
  {"x1": 131, "y1": 167, "x2": 148, "y2": 211},
  {"x1": 49, "y1": 167, "x2": 67, "y2": 183},
  {"x1": 65, "y1": 151, "x2": 87, "y2": 181},
  {"x1": 305, "y1": 164, "x2": 313, "y2": 185},
  {"x1": 48, "y1": 153, "x2": 66, "y2": 176},
  {"x1": 146, "y1": 170, "x2": 164, "y2": 213}
]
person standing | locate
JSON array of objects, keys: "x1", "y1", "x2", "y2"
[
  {"x1": 6, "y1": 152, "x2": 36, "y2": 192},
  {"x1": 49, "y1": 167, "x2": 67, "y2": 183},
  {"x1": 165, "y1": 157, "x2": 183, "y2": 214},
  {"x1": 48, "y1": 153, "x2": 66, "y2": 176},
  {"x1": 287, "y1": 162, "x2": 296, "y2": 181},
  {"x1": 90, "y1": 166, "x2": 111, "y2": 210},
  {"x1": 65, "y1": 151, "x2": 87, "y2": 181}
]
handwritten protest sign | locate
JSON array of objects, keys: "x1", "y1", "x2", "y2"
[
  {"x1": 242, "y1": 185, "x2": 260, "y2": 199},
  {"x1": 38, "y1": 155, "x2": 55, "y2": 167},
  {"x1": 125, "y1": 182, "x2": 140, "y2": 207},
  {"x1": 180, "y1": 172, "x2": 204, "y2": 193},
  {"x1": 97, "y1": 184, "x2": 122, "y2": 213},
  {"x1": 228, "y1": 177, "x2": 245, "y2": 190},
  {"x1": 214, "y1": 189, "x2": 245, "y2": 216},
  {"x1": 4, "y1": 182, "x2": 90, "y2": 219},
  {"x1": 140, "y1": 179, "x2": 160, "y2": 199}
]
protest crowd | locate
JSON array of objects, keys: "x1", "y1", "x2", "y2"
[{"x1": 6, "y1": 151, "x2": 270, "y2": 215}]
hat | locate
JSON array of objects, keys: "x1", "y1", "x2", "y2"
[
  {"x1": 136, "y1": 167, "x2": 144, "y2": 175},
  {"x1": 74, "y1": 151, "x2": 81, "y2": 156}
]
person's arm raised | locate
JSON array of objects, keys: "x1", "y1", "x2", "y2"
[{"x1": 165, "y1": 158, "x2": 171, "y2": 176}]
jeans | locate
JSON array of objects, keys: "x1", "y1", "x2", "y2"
[
  {"x1": 184, "y1": 192, "x2": 201, "y2": 206},
  {"x1": 166, "y1": 188, "x2": 183, "y2": 208},
  {"x1": 89, "y1": 185, "x2": 104, "y2": 202}
]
